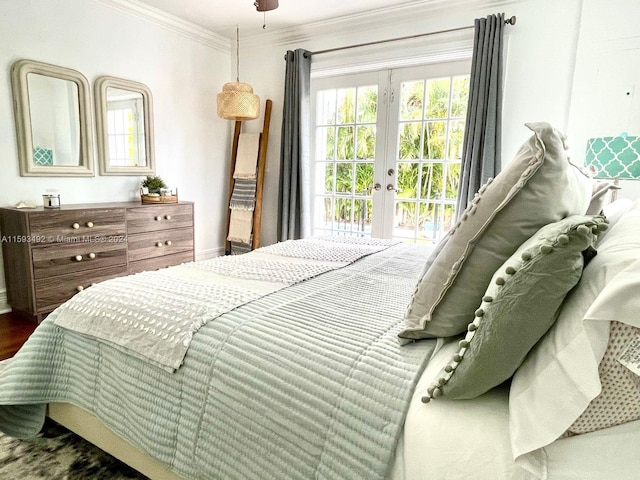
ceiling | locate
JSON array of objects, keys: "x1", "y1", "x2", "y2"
[{"x1": 133, "y1": 0, "x2": 441, "y2": 38}]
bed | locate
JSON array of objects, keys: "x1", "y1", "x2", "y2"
[{"x1": 1, "y1": 122, "x2": 640, "y2": 480}]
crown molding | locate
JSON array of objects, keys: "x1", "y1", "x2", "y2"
[
  {"x1": 96, "y1": 0, "x2": 230, "y2": 52},
  {"x1": 243, "y1": 0, "x2": 521, "y2": 49}
]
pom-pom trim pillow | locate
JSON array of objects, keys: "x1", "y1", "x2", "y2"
[
  {"x1": 400, "y1": 122, "x2": 592, "y2": 341},
  {"x1": 422, "y1": 215, "x2": 607, "y2": 402}
]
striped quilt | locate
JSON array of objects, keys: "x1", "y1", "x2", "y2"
[
  {"x1": 0, "y1": 240, "x2": 436, "y2": 480},
  {"x1": 52, "y1": 237, "x2": 396, "y2": 371}
]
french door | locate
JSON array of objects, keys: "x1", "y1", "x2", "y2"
[{"x1": 311, "y1": 61, "x2": 470, "y2": 243}]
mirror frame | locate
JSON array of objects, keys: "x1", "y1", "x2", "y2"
[
  {"x1": 10, "y1": 59, "x2": 95, "y2": 177},
  {"x1": 95, "y1": 76, "x2": 155, "y2": 176}
]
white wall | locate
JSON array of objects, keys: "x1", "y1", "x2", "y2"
[
  {"x1": 239, "y1": 0, "x2": 585, "y2": 246},
  {"x1": 568, "y1": 0, "x2": 640, "y2": 200},
  {"x1": 0, "y1": 0, "x2": 232, "y2": 297}
]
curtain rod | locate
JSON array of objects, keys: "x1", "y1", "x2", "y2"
[{"x1": 291, "y1": 15, "x2": 516, "y2": 59}]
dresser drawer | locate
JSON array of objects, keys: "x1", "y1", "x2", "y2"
[
  {"x1": 34, "y1": 264, "x2": 128, "y2": 313},
  {"x1": 127, "y1": 227, "x2": 194, "y2": 262},
  {"x1": 126, "y1": 204, "x2": 193, "y2": 234},
  {"x1": 128, "y1": 250, "x2": 195, "y2": 274},
  {"x1": 32, "y1": 241, "x2": 127, "y2": 280},
  {"x1": 28, "y1": 208, "x2": 126, "y2": 244}
]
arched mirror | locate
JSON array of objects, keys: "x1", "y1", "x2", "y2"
[
  {"x1": 95, "y1": 76, "x2": 155, "y2": 175},
  {"x1": 11, "y1": 59, "x2": 94, "y2": 176}
]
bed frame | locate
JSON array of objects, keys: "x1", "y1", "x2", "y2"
[{"x1": 48, "y1": 402, "x2": 184, "y2": 480}]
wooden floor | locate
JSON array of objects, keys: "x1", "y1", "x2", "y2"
[{"x1": 0, "y1": 311, "x2": 37, "y2": 360}]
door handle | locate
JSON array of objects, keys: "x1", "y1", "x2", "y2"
[
  {"x1": 373, "y1": 183, "x2": 382, "y2": 191},
  {"x1": 387, "y1": 184, "x2": 402, "y2": 193}
]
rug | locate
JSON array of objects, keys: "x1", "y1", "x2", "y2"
[
  {"x1": 0, "y1": 418, "x2": 148, "y2": 480},
  {"x1": 0, "y1": 359, "x2": 147, "y2": 480}
]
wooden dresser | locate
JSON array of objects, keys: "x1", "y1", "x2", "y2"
[{"x1": 0, "y1": 201, "x2": 194, "y2": 321}]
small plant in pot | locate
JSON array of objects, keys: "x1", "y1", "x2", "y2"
[{"x1": 141, "y1": 175, "x2": 167, "y2": 195}]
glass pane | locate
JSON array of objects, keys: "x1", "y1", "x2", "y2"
[
  {"x1": 425, "y1": 78, "x2": 451, "y2": 119},
  {"x1": 421, "y1": 163, "x2": 444, "y2": 200},
  {"x1": 451, "y1": 76, "x2": 470, "y2": 118},
  {"x1": 394, "y1": 201, "x2": 418, "y2": 239},
  {"x1": 398, "y1": 122, "x2": 422, "y2": 160},
  {"x1": 448, "y1": 120, "x2": 465, "y2": 160},
  {"x1": 336, "y1": 162, "x2": 353, "y2": 193},
  {"x1": 396, "y1": 162, "x2": 419, "y2": 200},
  {"x1": 445, "y1": 163, "x2": 461, "y2": 200},
  {"x1": 400, "y1": 80, "x2": 424, "y2": 121},
  {"x1": 335, "y1": 198, "x2": 353, "y2": 227},
  {"x1": 355, "y1": 163, "x2": 374, "y2": 195},
  {"x1": 313, "y1": 196, "x2": 332, "y2": 231},
  {"x1": 316, "y1": 89, "x2": 337, "y2": 125},
  {"x1": 357, "y1": 85, "x2": 377, "y2": 123},
  {"x1": 316, "y1": 127, "x2": 335, "y2": 161},
  {"x1": 443, "y1": 204, "x2": 456, "y2": 232},
  {"x1": 417, "y1": 202, "x2": 437, "y2": 242},
  {"x1": 423, "y1": 122, "x2": 446, "y2": 160},
  {"x1": 323, "y1": 163, "x2": 334, "y2": 194},
  {"x1": 337, "y1": 88, "x2": 355, "y2": 124},
  {"x1": 336, "y1": 126, "x2": 354, "y2": 160},
  {"x1": 353, "y1": 198, "x2": 372, "y2": 235},
  {"x1": 356, "y1": 125, "x2": 375, "y2": 160}
]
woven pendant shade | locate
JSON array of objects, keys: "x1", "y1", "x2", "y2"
[{"x1": 217, "y1": 82, "x2": 260, "y2": 120}]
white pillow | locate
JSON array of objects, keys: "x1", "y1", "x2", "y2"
[{"x1": 509, "y1": 201, "x2": 640, "y2": 473}]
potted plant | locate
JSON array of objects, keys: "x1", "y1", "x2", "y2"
[
  {"x1": 141, "y1": 175, "x2": 167, "y2": 194},
  {"x1": 140, "y1": 175, "x2": 178, "y2": 204}
]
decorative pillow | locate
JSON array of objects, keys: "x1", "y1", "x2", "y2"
[
  {"x1": 400, "y1": 122, "x2": 593, "y2": 341},
  {"x1": 421, "y1": 215, "x2": 606, "y2": 402},
  {"x1": 509, "y1": 203, "x2": 640, "y2": 465},
  {"x1": 568, "y1": 321, "x2": 640, "y2": 434}
]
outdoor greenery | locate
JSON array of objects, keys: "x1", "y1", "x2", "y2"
[{"x1": 318, "y1": 75, "x2": 469, "y2": 239}]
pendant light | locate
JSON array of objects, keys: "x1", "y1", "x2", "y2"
[{"x1": 216, "y1": 26, "x2": 260, "y2": 121}]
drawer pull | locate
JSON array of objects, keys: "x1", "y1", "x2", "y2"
[
  {"x1": 156, "y1": 242, "x2": 163, "y2": 247},
  {"x1": 165, "y1": 215, "x2": 172, "y2": 220},
  {"x1": 155, "y1": 216, "x2": 162, "y2": 221},
  {"x1": 76, "y1": 285, "x2": 84, "y2": 292},
  {"x1": 88, "y1": 252, "x2": 96, "y2": 259},
  {"x1": 165, "y1": 240, "x2": 172, "y2": 246},
  {"x1": 75, "y1": 255, "x2": 83, "y2": 262},
  {"x1": 72, "y1": 223, "x2": 80, "y2": 229},
  {"x1": 86, "y1": 221, "x2": 94, "y2": 228}
]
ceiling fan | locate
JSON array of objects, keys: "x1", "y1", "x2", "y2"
[{"x1": 254, "y1": 0, "x2": 278, "y2": 12}]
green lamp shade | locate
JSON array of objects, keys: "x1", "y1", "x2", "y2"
[{"x1": 585, "y1": 135, "x2": 640, "y2": 179}]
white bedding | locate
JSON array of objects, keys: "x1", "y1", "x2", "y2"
[{"x1": 394, "y1": 337, "x2": 640, "y2": 480}]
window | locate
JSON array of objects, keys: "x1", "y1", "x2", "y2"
[{"x1": 311, "y1": 62, "x2": 470, "y2": 243}]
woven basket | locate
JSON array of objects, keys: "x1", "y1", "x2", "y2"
[{"x1": 140, "y1": 188, "x2": 178, "y2": 204}]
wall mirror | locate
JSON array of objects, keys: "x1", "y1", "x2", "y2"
[
  {"x1": 95, "y1": 76, "x2": 155, "y2": 175},
  {"x1": 11, "y1": 59, "x2": 94, "y2": 176}
]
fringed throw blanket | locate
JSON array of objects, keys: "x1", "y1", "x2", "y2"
[{"x1": 53, "y1": 237, "x2": 396, "y2": 371}]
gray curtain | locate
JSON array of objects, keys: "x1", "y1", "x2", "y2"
[
  {"x1": 278, "y1": 49, "x2": 312, "y2": 241},
  {"x1": 456, "y1": 13, "x2": 504, "y2": 217}
]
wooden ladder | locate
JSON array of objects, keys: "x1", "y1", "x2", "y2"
[{"x1": 225, "y1": 99, "x2": 272, "y2": 254}]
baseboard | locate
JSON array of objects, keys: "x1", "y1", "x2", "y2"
[
  {"x1": 0, "y1": 289, "x2": 9, "y2": 314},
  {"x1": 195, "y1": 247, "x2": 225, "y2": 262}
]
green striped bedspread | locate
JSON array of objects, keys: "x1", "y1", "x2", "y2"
[{"x1": 0, "y1": 241, "x2": 436, "y2": 480}]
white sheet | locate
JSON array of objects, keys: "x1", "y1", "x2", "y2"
[{"x1": 393, "y1": 337, "x2": 640, "y2": 480}]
